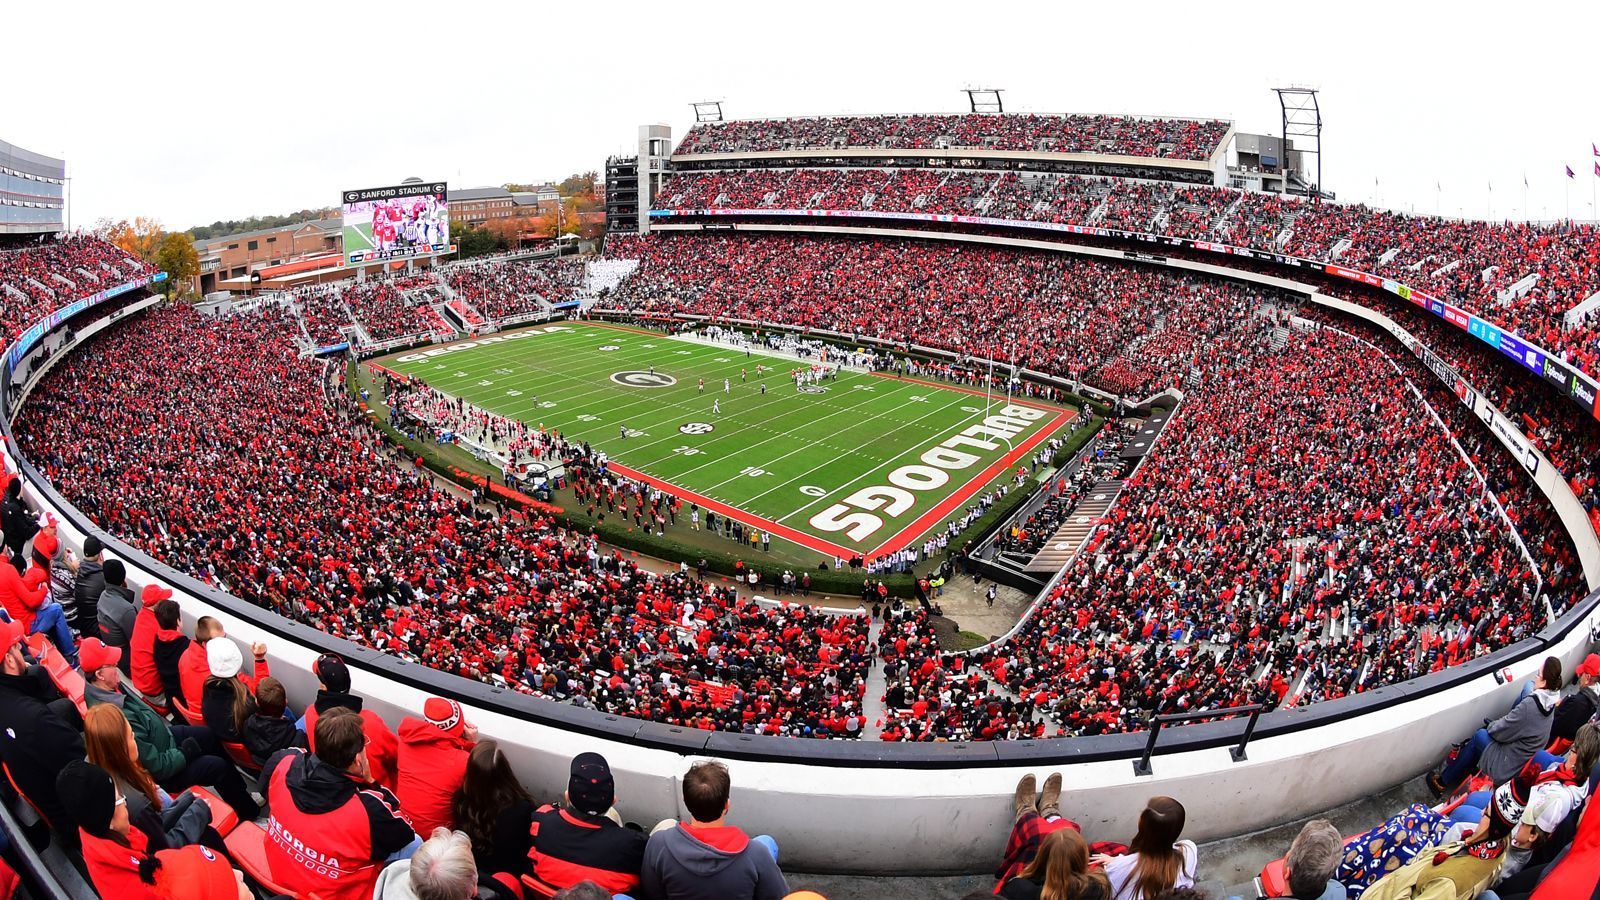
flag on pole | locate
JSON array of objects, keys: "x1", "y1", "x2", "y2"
[
  {"x1": 1568, "y1": 165, "x2": 1577, "y2": 178},
  {"x1": 1593, "y1": 142, "x2": 1599, "y2": 157},
  {"x1": 1594, "y1": 161, "x2": 1600, "y2": 177},
  {"x1": 1524, "y1": 173, "x2": 1529, "y2": 188}
]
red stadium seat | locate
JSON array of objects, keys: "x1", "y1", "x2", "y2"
[
  {"x1": 1, "y1": 762, "x2": 54, "y2": 834},
  {"x1": 222, "y1": 741, "x2": 261, "y2": 774},
  {"x1": 26, "y1": 635, "x2": 86, "y2": 716},
  {"x1": 184, "y1": 786, "x2": 238, "y2": 837},
  {"x1": 224, "y1": 821, "x2": 295, "y2": 897},
  {"x1": 170, "y1": 695, "x2": 198, "y2": 725}
]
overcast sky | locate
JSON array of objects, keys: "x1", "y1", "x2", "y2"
[{"x1": 8, "y1": 1, "x2": 1598, "y2": 230}]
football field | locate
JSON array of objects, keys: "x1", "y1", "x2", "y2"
[
  {"x1": 377, "y1": 322, "x2": 1075, "y2": 559},
  {"x1": 343, "y1": 221, "x2": 376, "y2": 252}
]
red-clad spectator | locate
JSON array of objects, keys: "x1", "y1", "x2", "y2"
[
  {"x1": 396, "y1": 697, "x2": 479, "y2": 836},
  {"x1": 55, "y1": 759, "x2": 159, "y2": 900},
  {"x1": 129, "y1": 584, "x2": 174, "y2": 703},
  {"x1": 259, "y1": 707, "x2": 418, "y2": 900},
  {"x1": 301, "y1": 653, "x2": 401, "y2": 790},
  {"x1": 178, "y1": 616, "x2": 224, "y2": 713},
  {"x1": 0, "y1": 530, "x2": 76, "y2": 665}
]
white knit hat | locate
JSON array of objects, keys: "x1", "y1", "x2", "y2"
[{"x1": 207, "y1": 639, "x2": 243, "y2": 679}]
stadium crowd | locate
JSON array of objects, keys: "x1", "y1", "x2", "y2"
[
  {"x1": 673, "y1": 112, "x2": 1232, "y2": 160},
  {"x1": 4, "y1": 228, "x2": 1586, "y2": 752},
  {"x1": 0, "y1": 220, "x2": 1592, "y2": 900},
  {"x1": 599, "y1": 233, "x2": 1584, "y2": 741},
  {"x1": 606, "y1": 232, "x2": 1255, "y2": 399},
  {"x1": 971, "y1": 323, "x2": 1574, "y2": 737},
  {"x1": 3, "y1": 599, "x2": 1592, "y2": 900},
  {"x1": 15, "y1": 304, "x2": 875, "y2": 741},
  {"x1": 341, "y1": 276, "x2": 454, "y2": 342},
  {"x1": 0, "y1": 236, "x2": 153, "y2": 344},
  {"x1": 650, "y1": 166, "x2": 1600, "y2": 382},
  {"x1": 290, "y1": 275, "x2": 454, "y2": 346},
  {"x1": 446, "y1": 257, "x2": 588, "y2": 324}
]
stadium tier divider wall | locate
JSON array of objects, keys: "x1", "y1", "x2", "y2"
[{"x1": 0, "y1": 272, "x2": 1595, "y2": 875}]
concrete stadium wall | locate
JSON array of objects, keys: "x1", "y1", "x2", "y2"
[{"x1": 2, "y1": 289, "x2": 1595, "y2": 875}]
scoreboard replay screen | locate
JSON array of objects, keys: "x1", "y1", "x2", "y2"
[{"x1": 342, "y1": 181, "x2": 450, "y2": 264}]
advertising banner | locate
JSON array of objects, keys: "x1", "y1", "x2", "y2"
[{"x1": 7, "y1": 272, "x2": 165, "y2": 367}]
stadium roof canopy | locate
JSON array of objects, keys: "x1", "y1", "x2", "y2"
[{"x1": 448, "y1": 186, "x2": 513, "y2": 202}]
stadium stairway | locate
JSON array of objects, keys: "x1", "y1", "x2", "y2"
[
  {"x1": 860, "y1": 618, "x2": 888, "y2": 740},
  {"x1": 1023, "y1": 479, "x2": 1124, "y2": 574}
]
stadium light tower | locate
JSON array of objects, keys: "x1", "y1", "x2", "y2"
[
  {"x1": 1275, "y1": 87, "x2": 1323, "y2": 199},
  {"x1": 690, "y1": 101, "x2": 725, "y2": 123},
  {"x1": 964, "y1": 88, "x2": 1005, "y2": 114}
]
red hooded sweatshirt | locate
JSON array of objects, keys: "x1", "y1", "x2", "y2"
[
  {"x1": 79, "y1": 827, "x2": 158, "y2": 900},
  {"x1": 394, "y1": 717, "x2": 474, "y2": 836},
  {"x1": 0, "y1": 561, "x2": 47, "y2": 630},
  {"x1": 130, "y1": 593, "x2": 165, "y2": 697}
]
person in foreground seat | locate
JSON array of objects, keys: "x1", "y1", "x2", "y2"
[
  {"x1": 397, "y1": 696, "x2": 478, "y2": 836},
  {"x1": 1282, "y1": 819, "x2": 1345, "y2": 900},
  {"x1": 998, "y1": 772, "x2": 1072, "y2": 884},
  {"x1": 260, "y1": 706, "x2": 418, "y2": 900},
  {"x1": 374, "y1": 826, "x2": 514, "y2": 900},
  {"x1": 1429, "y1": 657, "x2": 1563, "y2": 795},
  {"x1": 637, "y1": 760, "x2": 788, "y2": 900},
  {"x1": 298, "y1": 651, "x2": 399, "y2": 789},
  {"x1": 999, "y1": 827, "x2": 1109, "y2": 900},
  {"x1": 525, "y1": 751, "x2": 645, "y2": 898},
  {"x1": 452, "y1": 739, "x2": 535, "y2": 877},
  {"x1": 1090, "y1": 797, "x2": 1197, "y2": 900},
  {"x1": 0, "y1": 618, "x2": 85, "y2": 842},
  {"x1": 80, "y1": 636, "x2": 260, "y2": 822}
]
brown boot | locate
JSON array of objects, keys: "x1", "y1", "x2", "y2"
[
  {"x1": 1039, "y1": 772, "x2": 1063, "y2": 819},
  {"x1": 1013, "y1": 774, "x2": 1038, "y2": 821}
]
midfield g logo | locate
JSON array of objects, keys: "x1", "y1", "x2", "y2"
[{"x1": 611, "y1": 371, "x2": 678, "y2": 388}]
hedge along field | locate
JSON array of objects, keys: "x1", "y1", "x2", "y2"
[{"x1": 377, "y1": 321, "x2": 1077, "y2": 560}]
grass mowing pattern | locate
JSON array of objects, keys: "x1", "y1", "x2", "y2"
[{"x1": 378, "y1": 322, "x2": 1075, "y2": 557}]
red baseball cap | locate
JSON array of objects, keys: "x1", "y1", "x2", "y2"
[
  {"x1": 0, "y1": 620, "x2": 25, "y2": 656},
  {"x1": 1577, "y1": 654, "x2": 1600, "y2": 678},
  {"x1": 78, "y1": 638, "x2": 122, "y2": 673},
  {"x1": 141, "y1": 583, "x2": 174, "y2": 607}
]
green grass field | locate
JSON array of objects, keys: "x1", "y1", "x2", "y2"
[
  {"x1": 343, "y1": 221, "x2": 375, "y2": 253},
  {"x1": 376, "y1": 322, "x2": 1075, "y2": 558}
]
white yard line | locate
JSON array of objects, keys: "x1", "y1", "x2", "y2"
[{"x1": 718, "y1": 386, "x2": 977, "y2": 505}]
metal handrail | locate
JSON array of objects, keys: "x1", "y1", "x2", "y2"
[{"x1": 1133, "y1": 703, "x2": 1266, "y2": 776}]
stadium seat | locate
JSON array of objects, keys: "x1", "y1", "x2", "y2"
[
  {"x1": 224, "y1": 821, "x2": 295, "y2": 896},
  {"x1": 184, "y1": 786, "x2": 238, "y2": 837},
  {"x1": 27, "y1": 635, "x2": 86, "y2": 716},
  {"x1": 222, "y1": 741, "x2": 261, "y2": 774},
  {"x1": 1, "y1": 762, "x2": 54, "y2": 835},
  {"x1": 170, "y1": 695, "x2": 199, "y2": 725}
]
